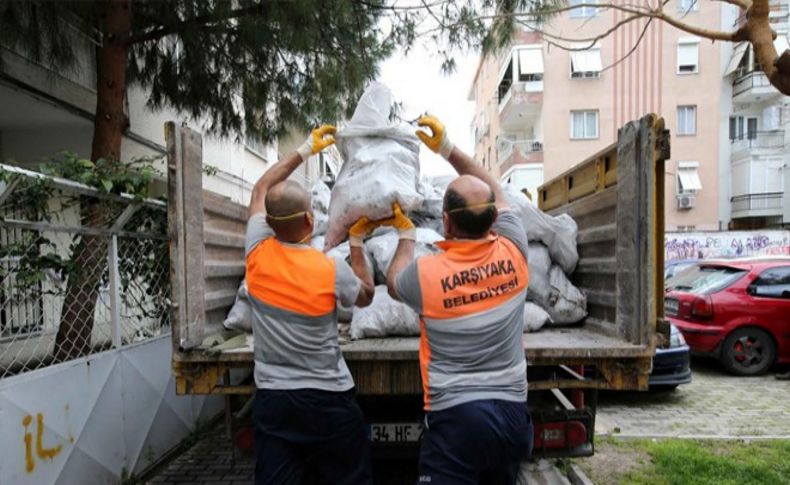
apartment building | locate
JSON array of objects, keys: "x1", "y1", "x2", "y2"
[{"x1": 469, "y1": 0, "x2": 790, "y2": 230}]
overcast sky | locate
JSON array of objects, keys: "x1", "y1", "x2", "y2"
[{"x1": 377, "y1": 47, "x2": 479, "y2": 177}]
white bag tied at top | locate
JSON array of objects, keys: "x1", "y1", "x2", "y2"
[
  {"x1": 503, "y1": 185, "x2": 579, "y2": 274},
  {"x1": 324, "y1": 82, "x2": 422, "y2": 248}
]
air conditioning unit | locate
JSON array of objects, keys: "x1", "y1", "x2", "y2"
[{"x1": 677, "y1": 193, "x2": 696, "y2": 210}]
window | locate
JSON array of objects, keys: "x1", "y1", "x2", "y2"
[
  {"x1": 570, "y1": 110, "x2": 599, "y2": 139},
  {"x1": 677, "y1": 105, "x2": 697, "y2": 135},
  {"x1": 676, "y1": 161, "x2": 702, "y2": 194},
  {"x1": 497, "y1": 57, "x2": 514, "y2": 103},
  {"x1": 678, "y1": 0, "x2": 699, "y2": 13},
  {"x1": 517, "y1": 47, "x2": 544, "y2": 82},
  {"x1": 570, "y1": 48, "x2": 603, "y2": 78},
  {"x1": 729, "y1": 115, "x2": 759, "y2": 140},
  {"x1": 677, "y1": 39, "x2": 700, "y2": 73},
  {"x1": 569, "y1": 0, "x2": 597, "y2": 18},
  {"x1": 749, "y1": 267, "x2": 790, "y2": 299}
]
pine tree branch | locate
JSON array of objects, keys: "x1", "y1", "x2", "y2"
[{"x1": 125, "y1": 4, "x2": 270, "y2": 45}]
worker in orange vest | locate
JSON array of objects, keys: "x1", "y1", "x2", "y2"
[
  {"x1": 246, "y1": 125, "x2": 380, "y2": 485},
  {"x1": 385, "y1": 115, "x2": 533, "y2": 484}
]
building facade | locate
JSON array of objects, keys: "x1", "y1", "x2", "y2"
[{"x1": 469, "y1": 0, "x2": 789, "y2": 230}]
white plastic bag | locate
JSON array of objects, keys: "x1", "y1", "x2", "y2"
[
  {"x1": 311, "y1": 181, "x2": 331, "y2": 236},
  {"x1": 223, "y1": 280, "x2": 252, "y2": 332},
  {"x1": 325, "y1": 83, "x2": 422, "y2": 248},
  {"x1": 526, "y1": 243, "x2": 552, "y2": 308},
  {"x1": 546, "y1": 265, "x2": 588, "y2": 324},
  {"x1": 364, "y1": 228, "x2": 442, "y2": 285},
  {"x1": 350, "y1": 286, "x2": 420, "y2": 339},
  {"x1": 523, "y1": 302, "x2": 553, "y2": 332},
  {"x1": 504, "y1": 185, "x2": 579, "y2": 274}
]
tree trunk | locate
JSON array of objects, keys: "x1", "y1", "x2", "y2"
[
  {"x1": 748, "y1": 0, "x2": 790, "y2": 95},
  {"x1": 53, "y1": 0, "x2": 131, "y2": 361}
]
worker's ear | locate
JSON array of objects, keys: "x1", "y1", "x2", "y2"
[
  {"x1": 442, "y1": 211, "x2": 452, "y2": 239},
  {"x1": 305, "y1": 211, "x2": 314, "y2": 229}
]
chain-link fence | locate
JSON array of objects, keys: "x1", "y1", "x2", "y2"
[{"x1": 0, "y1": 164, "x2": 169, "y2": 379}]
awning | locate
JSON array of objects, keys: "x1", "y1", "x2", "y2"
[
  {"x1": 725, "y1": 42, "x2": 748, "y2": 76},
  {"x1": 518, "y1": 48, "x2": 544, "y2": 75},
  {"x1": 570, "y1": 49, "x2": 602, "y2": 73},
  {"x1": 677, "y1": 166, "x2": 702, "y2": 192}
]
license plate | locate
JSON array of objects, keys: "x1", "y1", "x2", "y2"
[
  {"x1": 665, "y1": 298, "x2": 679, "y2": 316},
  {"x1": 369, "y1": 423, "x2": 423, "y2": 443}
]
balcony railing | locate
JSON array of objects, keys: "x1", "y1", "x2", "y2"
[
  {"x1": 497, "y1": 138, "x2": 543, "y2": 162},
  {"x1": 734, "y1": 2, "x2": 788, "y2": 27},
  {"x1": 730, "y1": 130, "x2": 785, "y2": 153},
  {"x1": 731, "y1": 192, "x2": 784, "y2": 212},
  {"x1": 732, "y1": 70, "x2": 773, "y2": 97}
]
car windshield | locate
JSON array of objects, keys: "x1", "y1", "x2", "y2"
[{"x1": 666, "y1": 265, "x2": 747, "y2": 294}]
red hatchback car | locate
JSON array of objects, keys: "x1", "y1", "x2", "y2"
[{"x1": 665, "y1": 258, "x2": 790, "y2": 376}]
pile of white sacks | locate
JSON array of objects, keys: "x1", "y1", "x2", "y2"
[{"x1": 223, "y1": 82, "x2": 587, "y2": 338}]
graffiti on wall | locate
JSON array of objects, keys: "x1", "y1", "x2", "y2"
[{"x1": 665, "y1": 231, "x2": 790, "y2": 262}]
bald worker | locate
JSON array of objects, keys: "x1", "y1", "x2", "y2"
[
  {"x1": 385, "y1": 115, "x2": 533, "y2": 484},
  {"x1": 246, "y1": 125, "x2": 377, "y2": 485}
]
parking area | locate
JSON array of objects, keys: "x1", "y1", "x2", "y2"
[
  {"x1": 144, "y1": 359, "x2": 790, "y2": 483},
  {"x1": 596, "y1": 358, "x2": 790, "y2": 439}
]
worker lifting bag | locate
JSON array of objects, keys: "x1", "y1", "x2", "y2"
[{"x1": 324, "y1": 82, "x2": 423, "y2": 248}]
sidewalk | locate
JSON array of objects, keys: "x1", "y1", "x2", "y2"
[{"x1": 144, "y1": 426, "x2": 254, "y2": 485}]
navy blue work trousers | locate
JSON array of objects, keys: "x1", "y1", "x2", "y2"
[
  {"x1": 418, "y1": 399, "x2": 533, "y2": 485},
  {"x1": 253, "y1": 388, "x2": 372, "y2": 485}
]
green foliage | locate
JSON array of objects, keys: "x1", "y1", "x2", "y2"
[
  {"x1": 0, "y1": 0, "x2": 570, "y2": 145},
  {"x1": 0, "y1": 154, "x2": 169, "y2": 331},
  {"x1": 38, "y1": 152, "x2": 160, "y2": 198}
]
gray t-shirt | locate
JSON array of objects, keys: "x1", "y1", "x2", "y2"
[{"x1": 245, "y1": 213, "x2": 361, "y2": 391}]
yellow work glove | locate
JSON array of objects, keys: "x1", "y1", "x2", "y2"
[
  {"x1": 296, "y1": 124, "x2": 336, "y2": 161},
  {"x1": 416, "y1": 115, "x2": 454, "y2": 160},
  {"x1": 383, "y1": 202, "x2": 416, "y2": 241},
  {"x1": 348, "y1": 216, "x2": 381, "y2": 248}
]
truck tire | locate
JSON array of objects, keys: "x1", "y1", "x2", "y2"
[{"x1": 720, "y1": 327, "x2": 776, "y2": 376}]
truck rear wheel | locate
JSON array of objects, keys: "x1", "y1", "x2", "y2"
[{"x1": 720, "y1": 328, "x2": 775, "y2": 376}]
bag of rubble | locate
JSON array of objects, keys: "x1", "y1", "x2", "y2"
[
  {"x1": 503, "y1": 185, "x2": 579, "y2": 274},
  {"x1": 410, "y1": 179, "x2": 445, "y2": 235},
  {"x1": 365, "y1": 228, "x2": 443, "y2": 285},
  {"x1": 350, "y1": 285, "x2": 420, "y2": 340},
  {"x1": 526, "y1": 243, "x2": 552, "y2": 308},
  {"x1": 223, "y1": 279, "x2": 252, "y2": 332},
  {"x1": 324, "y1": 82, "x2": 422, "y2": 248},
  {"x1": 546, "y1": 265, "x2": 587, "y2": 324},
  {"x1": 311, "y1": 180, "x2": 331, "y2": 236},
  {"x1": 523, "y1": 302, "x2": 553, "y2": 333}
]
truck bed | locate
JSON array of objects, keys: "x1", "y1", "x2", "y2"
[{"x1": 166, "y1": 115, "x2": 668, "y2": 396}]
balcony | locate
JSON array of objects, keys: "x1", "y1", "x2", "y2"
[
  {"x1": 497, "y1": 138, "x2": 544, "y2": 174},
  {"x1": 498, "y1": 81, "x2": 543, "y2": 130},
  {"x1": 730, "y1": 130, "x2": 785, "y2": 159},
  {"x1": 734, "y1": 2, "x2": 788, "y2": 27},
  {"x1": 732, "y1": 70, "x2": 782, "y2": 103},
  {"x1": 731, "y1": 192, "x2": 784, "y2": 219}
]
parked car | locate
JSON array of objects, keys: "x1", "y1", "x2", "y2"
[
  {"x1": 664, "y1": 259, "x2": 698, "y2": 282},
  {"x1": 666, "y1": 257, "x2": 790, "y2": 376},
  {"x1": 649, "y1": 324, "x2": 692, "y2": 390}
]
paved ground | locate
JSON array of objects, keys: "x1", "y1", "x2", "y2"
[
  {"x1": 144, "y1": 426, "x2": 254, "y2": 485},
  {"x1": 145, "y1": 358, "x2": 790, "y2": 483},
  {"x1": 595, "y1": 358, "x2": 790, "y2": 439}
]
